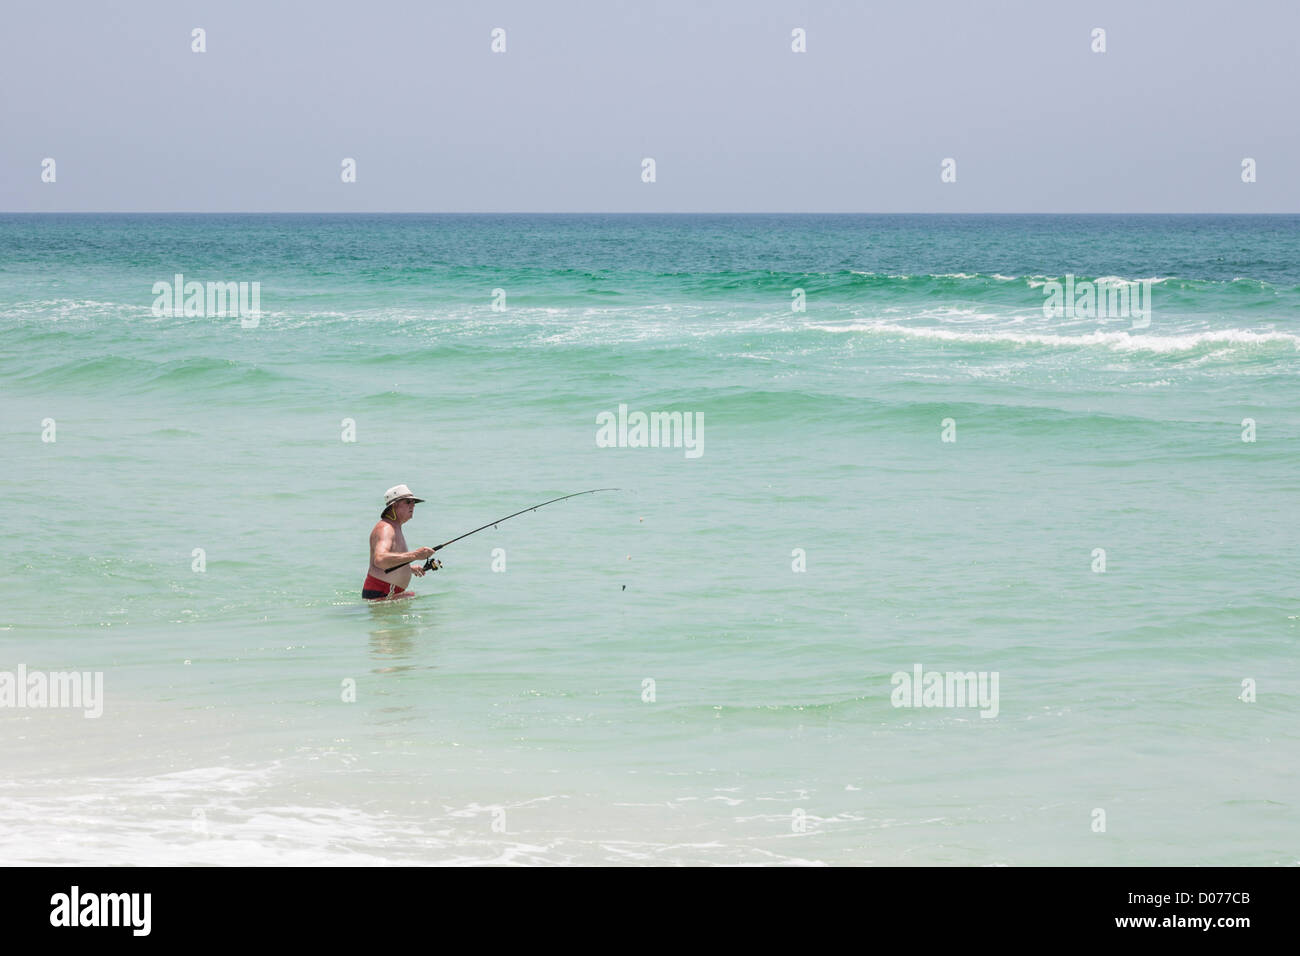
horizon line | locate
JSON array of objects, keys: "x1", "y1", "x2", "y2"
[{"x1": 2, "y1": 210, "x2": 1297, "y2": 216}]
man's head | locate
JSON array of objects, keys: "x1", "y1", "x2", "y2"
[{"x1": 382, "y1": 484, "x2": 426, "y2": 523}]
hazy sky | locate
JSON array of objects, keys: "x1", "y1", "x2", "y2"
[{"x1": 2, "y1": 0, "x2": 1296, "y2": 212}]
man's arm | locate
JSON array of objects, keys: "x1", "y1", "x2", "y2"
[
  {"x1": 371, "y1": 522, "x2": 410, "y2": 569},
  {"x1": 370, "y1": 523, "x2": 434, "y2": 570}
]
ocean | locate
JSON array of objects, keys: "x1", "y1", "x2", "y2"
[{"x1": 1, "y1": 213, "x2": 1296, "y2": 865}]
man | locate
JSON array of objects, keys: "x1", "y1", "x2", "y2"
[{"x1": 361, "y1": 484, "x2": 441, "y2": 600}]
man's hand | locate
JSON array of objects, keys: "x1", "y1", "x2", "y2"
[
  {"x1": 413, "y1": 559, "x2": 441, "y2": 577},
  {"x1": 412, "y1": 547, "x2": 435, "y2": 560}
]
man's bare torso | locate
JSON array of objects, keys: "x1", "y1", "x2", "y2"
[{"x1": 368, "y1": 518, "x2": 412, "y2": 591}]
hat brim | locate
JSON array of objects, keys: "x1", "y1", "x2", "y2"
[{"x1": 382, "y1": 496, "x2": 425, "y2": 514}]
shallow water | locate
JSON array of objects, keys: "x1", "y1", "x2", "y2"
[{"x1": 2, "y1": 214, "x2": 1297, "y2": 864}]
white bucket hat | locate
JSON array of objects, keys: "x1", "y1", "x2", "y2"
[{"x1": 384, "y1": 484, "x2": 426, "y2": 507}]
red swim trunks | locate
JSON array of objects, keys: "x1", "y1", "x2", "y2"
[{"x1": 362, "y1": 573, "x2": 410, "y2": 600}]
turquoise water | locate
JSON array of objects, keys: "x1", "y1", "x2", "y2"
[{"x1": 1, "y1": 214, "x2": 1297, "y2": 865}]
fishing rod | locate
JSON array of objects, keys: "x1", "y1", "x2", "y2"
[{"x1": 384, "y1": 488, "x2": 620, "y2": 574}]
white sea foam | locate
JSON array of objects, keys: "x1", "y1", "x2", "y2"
[
  {"x1": 807, "y1": 322, "x2": 1300, "y2": 354},
  {"x1": 1093, "y1": 275, "x2": 1174, "y2": 286},
  {"x1": 0, "y1": 763, "x2": 842, "y2": 866},
  {"x1": 1024, "y1": 276, "x2": 1176, "y2": 289}
]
